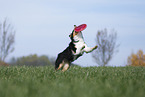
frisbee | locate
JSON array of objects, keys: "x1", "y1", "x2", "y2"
[{"x1": 74, "y1": 24, "x2": 87, "y2": 32}]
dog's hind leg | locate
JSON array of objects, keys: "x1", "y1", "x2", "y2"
[
  {"x1": 62, "y1": 63, "x2": 69, "y2": 72},
  {"x1": 57, "y1": 63, "x2": 64, "y2": 70}
]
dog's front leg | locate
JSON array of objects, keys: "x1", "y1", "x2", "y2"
[
  {"x1": 62, "y1": 63, "x2": 69, "y2": 72},
  {"x1": 84, "y1": 44, "x2": 98, "y2": 53}
]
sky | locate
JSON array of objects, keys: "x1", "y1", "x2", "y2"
[{"x1": 0, "y1": 0, "x2": 145, "y2": 66}]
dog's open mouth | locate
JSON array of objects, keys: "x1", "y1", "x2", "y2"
[{"x1": 74, "y1": 31, "x2": 79, "y2": 35}]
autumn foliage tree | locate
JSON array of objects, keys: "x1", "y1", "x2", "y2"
[{"x1": 128, "y1": 50, "x2": 145, "y2": 66}]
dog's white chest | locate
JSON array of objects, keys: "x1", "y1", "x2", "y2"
[{"x1": 73, "y1": 41, "x2": 85, "y2": 55}]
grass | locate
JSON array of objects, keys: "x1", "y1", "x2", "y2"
[{"x1": 0, "y1": 66, "x2": 145, "y2": 97}]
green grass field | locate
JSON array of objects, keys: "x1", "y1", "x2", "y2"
[{"x1": 0, "y1": 66, "x2": 145, "y2": 97}]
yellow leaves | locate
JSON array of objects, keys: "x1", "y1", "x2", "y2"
[{"x1": 128, "y1": 50, "x2": 145, "y2": 66}]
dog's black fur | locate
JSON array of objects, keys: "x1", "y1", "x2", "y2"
[{"x1": 55, "y1": 30, "x2": 82, "y2": 70}]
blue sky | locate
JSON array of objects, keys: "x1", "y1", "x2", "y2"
[{"x1": 0, "y1": 0, "x2": 145, "y2": 66}]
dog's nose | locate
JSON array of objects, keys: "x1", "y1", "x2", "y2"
[{"x1": 74, "y1": 25, "x2": 76, "y2": 28}]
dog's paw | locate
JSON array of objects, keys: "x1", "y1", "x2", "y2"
[{"x1": 94, "y1": 45, "x2": 98, "y2": 49}]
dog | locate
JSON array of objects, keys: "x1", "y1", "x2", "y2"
[{"x1": 55, "y1": 25, "x2": 98, "y2": 71}]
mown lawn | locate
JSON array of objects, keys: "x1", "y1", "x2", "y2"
[{"x1": 0, "y1": 66, "x2": 145, "y2": 97}]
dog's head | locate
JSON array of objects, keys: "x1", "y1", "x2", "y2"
[{"x1": 69, "y1": 25, "x2": 83, "y2": 42}]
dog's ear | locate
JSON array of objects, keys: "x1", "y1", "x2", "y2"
[
  {"x1": 69, "y1": 25, "x2": 76, "y2": 38},
  {"x1": 69, "y1": 34, "x2": 71, "y2": 37},
  {"x1": 69, "y1": 29, "x2": 74, "y2": 38}
]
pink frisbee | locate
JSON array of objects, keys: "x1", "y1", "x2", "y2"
[{"x1": 74, "y1": 24, "x2": 87, "y2": 32}]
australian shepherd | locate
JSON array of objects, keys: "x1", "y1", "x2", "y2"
[{"x1": 55, "y1": 25, "x2": 98, "y2": 71}]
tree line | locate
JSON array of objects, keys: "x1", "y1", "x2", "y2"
[
  {"x1": 10, "y1": 54, "x2": 55, "y2": 66},
  {"x1": 0, "y1": 18, "x2": 144, "y2": 66}
]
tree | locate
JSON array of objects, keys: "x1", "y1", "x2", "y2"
[
  {"x1": 92, "y1": 29, "x2": 119, "y2": 66},
  {"x1": 0, "y1": 18, "x2": 15, "y2": 62},
  {"x1": 127, "y1": 50, "x2": 145, "y2": 66}
]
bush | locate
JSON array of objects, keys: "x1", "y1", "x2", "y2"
[{"x1": 10, "y1": 54, "x2": 52, "y2": 66}]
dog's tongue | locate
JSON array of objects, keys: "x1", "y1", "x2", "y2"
[{"x1": 74, "y1": 24, "x2": 87, "y2": 32}]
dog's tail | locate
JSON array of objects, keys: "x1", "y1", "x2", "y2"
[
  {"x1": 55, "y1": 54, "x2": 63, "y2": 70},
  {"x1": 55, "y1": 61, "x2": 59, "y2": 70}
]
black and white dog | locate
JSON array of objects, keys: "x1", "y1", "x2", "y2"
[{"x1": 55, "y1": 25, "x2": 98, "y2": 71}]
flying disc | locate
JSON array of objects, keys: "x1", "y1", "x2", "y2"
[{"x1": 74, "y1": 24, "x2": 87, "y2": 32}]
